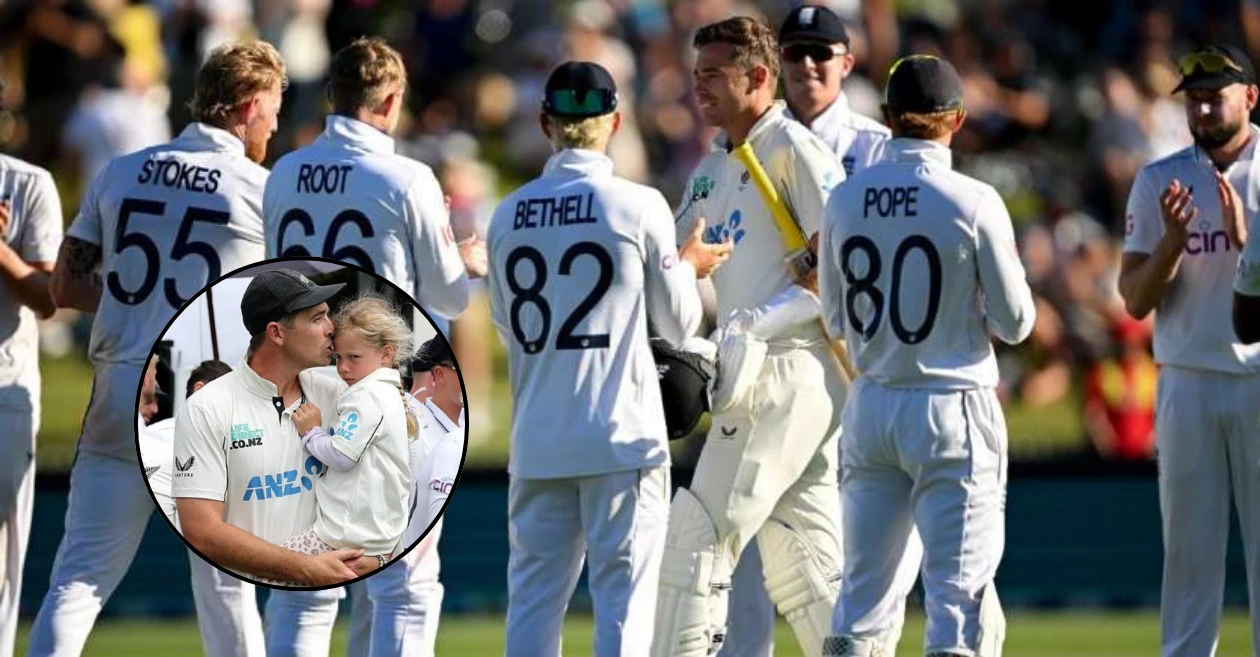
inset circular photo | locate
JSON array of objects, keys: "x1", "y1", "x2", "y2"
[{"x1": 135, "y1": 257, "x2": 467, "y2": 590}]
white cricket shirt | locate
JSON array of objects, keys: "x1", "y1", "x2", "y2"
[
  {"x1": 264, "y1": 115, "x2": 469, "y2": 319},
  {"x1": 786, "y1": 92, "x2": 890, "y2": 176},
  {"x1": 675, "y1": 102, "x2": 844, "y2": 329},
  {"x1": 395, "y1": 398, "x2": 462, "y2": 582},
  {"x1": 820, "y1": 139, "x2": 1036, "y2": 388},
  {"x1": 67, "y1": 123, "x2": 267, "y2": 366},
  {"x1": 487, "y1": 148, "x2": 702, "y2": 479},
  {"x1": 1124, "y1": 126, "x2": 1260, "y2": 373},
  {"x1": 0, "y1": 154, "x2": 62, "y2": 411},
  {"x1": 172, "y1": 359, "x2": 344, "y2": 550},
  {"x1": 139, "y1": 418, "x2": 177, "y2": 525},
  {"x1": 312, "y1": 367, "x2": 411, "y2": 555}
]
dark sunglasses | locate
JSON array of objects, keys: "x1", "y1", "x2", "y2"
[
  {"x1": 1178, "y1": 51, "x2": 1244, "y2": 76},
  {"x1": 781, "y1": 43, "x2": 846, "y2": 64}
]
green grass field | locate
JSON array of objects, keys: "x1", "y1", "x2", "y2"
[{"x1": 14, "y1": 611, "x2": 1255, "y2": 656}]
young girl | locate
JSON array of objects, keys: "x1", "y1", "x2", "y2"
[{"x1": 277, "y1": 295, "x2": 419, "y2": 584}]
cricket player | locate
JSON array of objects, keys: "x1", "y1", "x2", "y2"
[
  {"x1": 779, "y1": 4, "x2": 889, "y2": 175},
  {"x1": 489, "y1": 60, "x2": 726, "y2": 657},
  {"x1": 0, "y1": 126, "x2": 62, "y2": 657},
  {"x1": 143, "y1": 359, "x2": 268, "y2": 657},
  {"x1": 1117, "y1": 44, "x2": 1260, "y2": 657},
  {"x1": 820, "y1": 54, "x2": 1034, "y2": 657},
  {"x1": 33, "y1": 41, "x2": 286, "y2": 657},
  {"x1": 264, "y1": 37, "x2": 479, "y2": 323},
  {"x1": 655, "y1": 17, "x2": 846, "y2": 657},
  {"x1": 361, "y1": 338, "x2": 465, "y2": 657}
]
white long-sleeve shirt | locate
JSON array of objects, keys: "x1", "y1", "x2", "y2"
[
  {"x1": 264, "y1": 115, "x2": 469, "y2": 319},
  {"x1": 488, "y1": 148, "x2": 702, "y2": 479},
  {"x1": 786, "y1": 91, "x2": 890, "y2": 176},
  {"x1": 820, "y1": 138, "x2": 1036, "y2": 388}
]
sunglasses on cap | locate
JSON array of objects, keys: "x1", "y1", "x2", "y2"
[
  {"x1": 1178, "y1": 51, "x2": 1244, "y2": 76},
  {"x1": 543, "y1": 88, "x2": 617, "y2": 117},
  {"x1": 781, "y1": 43, "x2": 847, "y2": 64}
]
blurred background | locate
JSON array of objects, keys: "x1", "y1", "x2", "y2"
[{"x1": 10, "y1": 0, "x2": 1256, "y2": 654}]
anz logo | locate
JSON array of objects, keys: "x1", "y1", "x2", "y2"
[
  {"x1": 703, "y1": 209, "x2": 747, "y2": 245},
  {"x1": 242, "y1": 455, "x2": 328, "y2": 502}
]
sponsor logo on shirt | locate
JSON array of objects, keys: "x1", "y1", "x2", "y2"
[
  {"x1": 690, "y1": 176, "x2": 714, "y2": 202},
  {"x1": 174, "y1": 456, "x2": 195, "y2": 478},
  {"x1": 738, "y1": 170, "x2": 751, "y2": 191},
  {"x1": 242, "y1": 456, "x2": 327, "y2": 502},
  {"x1": 144, "y1": 465, "x2": 160, "y2": 479},
  {"x1": 230, "y1": 423, "x2": 265, "y2": 450},
  {"x1": 703, "y1": 209, "x2": 747, "y2": 245},
  {"x1": 336, "y1": 413, "x2": 360, "y2": 442},
  {"x1": 661, "y1": 253, "x2": 677, "y2": 271},
  {"x1": 430, "y1": 478, "x2": 453, "y2": 495},
  {"x1": 1184, "y1": 219, "x2": 1233, "y2": 255}
]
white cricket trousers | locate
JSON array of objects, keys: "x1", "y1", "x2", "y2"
[
  {"x1": 364, "y1": 530, "x2": 446, "y2": 657},
  {"x1": 264, "y1": 587, "x2": 345, "y2": 657},
  {"x1": 25, "y1": 453, "x2": 153, "y2": 657},
  {"x1": 653, "y1": 339, "x2": 845, "y2": 657},
  {"x1": 1157, "y1": 366, "x2": 1260, "y2": 657},
  {"x1": 834, "y1": 379, "x2": 1007, "y2": 656},
  {"x1": 0, "y1": 404, "x2": 36, "y2": 657},
  {"x1": 505, "y1": 466, "x2": 670, "y2": 657},
  {"x1": 189, "y1": 551, "x2": 265, "y2": 657}
]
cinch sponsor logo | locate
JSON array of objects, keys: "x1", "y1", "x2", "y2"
[
  {"x1": 1184, "y1": 220, "x2": 1233, "y2": 255},
  {"x1": 242, "y1": 456, "x2": 327, "y2": 502},
  {"x1": 430, "y1": 479, "x2": 453, "y2": 495},
  {"x1": 230, "y1": 423, "x2": 264, "y2": 450}
]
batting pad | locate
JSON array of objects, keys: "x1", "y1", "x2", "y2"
[{"x1": 651, "y1": 489, "x2": 730, "y2": 657}]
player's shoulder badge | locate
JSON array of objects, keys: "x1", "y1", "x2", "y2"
[{"x1": 144, "y1": 465, "x2": 160, "y2": 479}]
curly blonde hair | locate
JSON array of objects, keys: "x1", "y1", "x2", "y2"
[{"x1": 333, "y1": 295, "x2": 419, "y2": 437}]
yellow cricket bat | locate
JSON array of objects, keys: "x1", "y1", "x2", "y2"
[{"x1": 732, "y1": 142, "x2": 858, "y2": 382}]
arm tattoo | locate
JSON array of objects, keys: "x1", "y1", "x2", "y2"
[{"x1": 63, "y1": 237, "x2": 102, "y2": 279}]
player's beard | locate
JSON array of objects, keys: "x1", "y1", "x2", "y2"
[{"x1": 1191, "y1": 117, "x2": 1245, "y2": 150}]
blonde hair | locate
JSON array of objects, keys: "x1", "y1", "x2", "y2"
[
  {"x1": 333, "y1": 295, "x2": 419, "y2": 438},
  {"x1": 190, "y1": 40, "x2": 288, "y2": 129},
  {"x1": 327, "y1": 37, "x2": 407, "y2": 115},
  {"x1": 888, "y1": 109, "x2": 962, "y2": 140},
  {"x1": 544, "y1": 113, "x2": 616, "y2": 150}
]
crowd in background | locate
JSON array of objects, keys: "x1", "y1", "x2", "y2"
[{"x1": 12, "y1": 0, "x2": 1256, "y2": 462}]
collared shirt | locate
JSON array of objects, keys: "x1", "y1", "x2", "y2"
[
  {"x1": 487, "y1": 148, "x2": 702, "y2": 479},
  {"x1": 820, "y1": 138, "x2": 1036, "y2": 388},
  {"x1": 0, "y1": 153, "x2": 62, "y2": 411},
  {"x1": 139, "y1": 417, "x2": 176, "y2": 526},
  {"x1": 395, "y1": 395, "x2": 464, "y2": 582},
  {"x1": 1125, "y1": 125, "x2": 1260, "y2": 373},
  {"x1": 67, "y1": 122, "x2": 267, "y2": 367},
  {"x1": 264, "y1": 115, "x2": 469, "y2": 319},
  {"x1": 787, "y1": 92, "x2": 891, "y2": 176},
  {"x1": 313, "y1": 367, "x2": 412, "y2": 554},
  {"x1": 172, "y1": 359, "x2": 343, "y2": 551},
  {"x1": 675, "y1": 101, "x2": 844, "y2": 327}
]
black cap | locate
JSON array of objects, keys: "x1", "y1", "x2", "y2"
[
  {"x1": 883, "y1": 54, "x2": 964, "y2": 113},
  {"x1": 779, "y1": 5, "x2": 849, "y2": 46},
  {"x1": 543, "y1": 61, "x2": 618, "y2": 118},
  {"x1": 414, "y1": 337, "x2": 455, "y2": 373},
  {"x1": 1173, "y1": 44, "x2": 1257, "y2": 93},
  {"x1": 241, "y1": 269, "x2": 345, "y2": 336}
]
